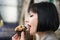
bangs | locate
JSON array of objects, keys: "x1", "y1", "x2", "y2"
[{"x1": 28, "y1": 3, "x2": 38, "y2": 13}]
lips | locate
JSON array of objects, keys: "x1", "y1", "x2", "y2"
[{"x1": 27, "y1": 24, "x2": 31, "y2": 31}]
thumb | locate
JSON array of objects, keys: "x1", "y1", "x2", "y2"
[{"x1": 20, "y1": 31, "x2": 25, "y2": 40}]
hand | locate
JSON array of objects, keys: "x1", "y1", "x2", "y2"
[{"x1": 12, "y1": 31, "x2": 25, "y2": 40}]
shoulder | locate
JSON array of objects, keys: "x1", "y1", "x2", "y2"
[
  {"x1": 45, "y1": 33, "x2": 58, "y2": 40},
  {"x1": 46, "y1": 35, "x2": 58, "y2": 40}
]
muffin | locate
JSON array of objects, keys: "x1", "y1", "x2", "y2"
[{"x1": 15, "y1": 25, "x2": 27, "y2": 36}]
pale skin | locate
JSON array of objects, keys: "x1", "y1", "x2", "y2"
[
  {"x1": 12, "y1": 11, "x2": 47, "y2": 40},
  {"x1": 12, "y1": 31, "x2": 25, "y2": 40}
]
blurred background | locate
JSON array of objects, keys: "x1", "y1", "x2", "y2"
[{"x1": 0, "y1": 0, "x2": 60, "y2": 40}]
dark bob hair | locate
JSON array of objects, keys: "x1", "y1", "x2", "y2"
[{"x1": 28, "y1": 2, "x2": 59, "y2": 32}]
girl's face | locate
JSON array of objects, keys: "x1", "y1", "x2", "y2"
[{"x1": 25, "y1": 11, "x2": 38, "y2": 35}]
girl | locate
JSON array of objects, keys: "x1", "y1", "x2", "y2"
[{"x1": 12, "y1": 2, "x2": 59, "y2": 40}]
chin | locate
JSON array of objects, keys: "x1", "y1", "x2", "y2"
[{"x1": 30, "y1": 31, "x2": 35, "y2": 35}]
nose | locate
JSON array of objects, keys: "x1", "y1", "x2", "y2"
[{"x1": 25, "y1": 17, "x2": 29, "y2": 23}]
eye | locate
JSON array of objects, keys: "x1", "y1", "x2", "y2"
[{"x1": 30, "y1": 15, "x2": 33, "y2": 17}]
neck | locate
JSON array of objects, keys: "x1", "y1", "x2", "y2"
[
  {"x1": 37, "y1": 31, "x2": 54, "y2": 39},
  {"x1": 37, "y1": 32, "x2": 47, "y2": 38},
  {"x1": 33, "y1": 32, "x2": 47, "y2": 40},
  {"x1": 37, "y1": 31, "x2": 54, "y2": 40},
  {"x1": 33, "y1": 31, "x2": 54, "y2": 40}
]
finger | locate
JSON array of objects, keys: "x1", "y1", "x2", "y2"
[
  {"x1": 20, "y1": 31, "x2": 25, "y2": 40},
  {"x1": 12, "y1": 34, "x2": 19, "y2": 40}
]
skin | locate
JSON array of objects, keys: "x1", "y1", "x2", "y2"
[
  {"x1": 12, "y1": 11, "x2": 38, "y2": 40},
  {"x1": 25, "y1": 11, "x2": 38, "y2": 35},
  {"x1": 12, "y1": 31, "x2": 25, "y2": 40},
  {"x1": 12, "y1": 12, "x2": 57, "y2": 39}
]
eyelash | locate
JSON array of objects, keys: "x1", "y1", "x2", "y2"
[{"x1": 30, "y1": 15, "x2": 33, "y2": 17}]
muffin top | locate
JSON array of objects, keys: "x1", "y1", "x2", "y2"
[{"x1": 15, "y1": 25, "x2": 25, "y2": 32}]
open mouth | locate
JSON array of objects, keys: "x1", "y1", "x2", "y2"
[{"x1": 27, "y1": 24, "x2": 31, "y2": 31}]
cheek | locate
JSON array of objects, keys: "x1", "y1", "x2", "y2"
[
  {"x1": 30, "y1": 17, "x2": 38, "y2": 26},
  {"x1": 30, "y1": 17, "x2": 38, "y2": 32}
]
